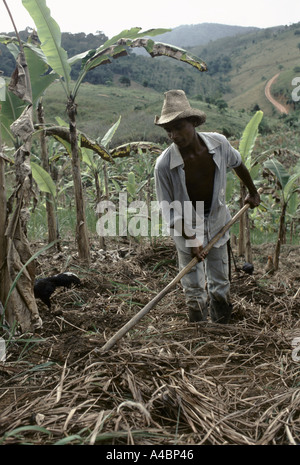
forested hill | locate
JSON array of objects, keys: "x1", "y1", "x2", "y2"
[
  {"x1": 0, "y1": 23, "x2": 258, "y2": 79},
  {"x1": 0, "y1": 23, "x2": 262, "y2": 99},
  {"x1": 0, "y1": 29, "x2": 109, "y2": 77}
]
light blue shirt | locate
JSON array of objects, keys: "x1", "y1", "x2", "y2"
[{"x1": 154, "y1": 132, "x2": 242, "y2": 247}]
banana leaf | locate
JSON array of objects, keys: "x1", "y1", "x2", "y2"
[
  {"x1": 0, "y1": 43, "x2": 57, "y2": 145},
  {"x1": 111, "y1": 141, "x2": 161, "y2": 158},
  {"x1": 101, "y1": 27, "x2": 171, "y2": 49},
  {"x1": 34, "y1": 125, "x2": 114, "y2": 162},
  {"x1": 22, "y1": 0, "x2": 71, "y2": 94},
  {"x1": 100, "y1": 116, "x2": 121, "y2": 148},
  {"x1": 84, "y1": 37, "x2": 207, "y2": 74},
  {"x1": 0, "y1": 76, "x2": 5, "y2": 101},
  {"x1": 31, "y1": 161, "x2": 56, "y2": 198},
  {"x1": 72, "y1": 28, "x2": 207, "y2": 98},
  {"x1": 239, "y1": 111, "x2": 263, "y2": 169},
  {"x1": 263, "y1": 158, "x2": 290, "y2": 190},
  {"x1": 126, "y1": 172, "x2": 137, "y2": 197},
  {"x1": 283, "y1": 165, "x2": 300, "y2": 200}
]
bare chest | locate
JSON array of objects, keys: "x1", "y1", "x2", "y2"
[{"x1": 183, "y1": 150, "x2": 215, "y2": 205}]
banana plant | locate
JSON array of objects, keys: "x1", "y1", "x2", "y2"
[
  {"x1": 80, "y1": 117, "x2": 121, "y2": 248},
  {"x1": 239, "y1": 111, "x2": 264, "y2": 173},
  {"x1": 263, "y1": 157, "x2": 300, "y2": 270},
  {"x1": 0, "y1": 36, "x2": 58, "y2": 146},
  {"x1": 0, "y1": 3, "x2": 43, "y2": 332},
  {"x1": 30, "y1": 157, "x2": 73, "y2": 242},
  {"x1": 81, "y1": 117, "x2": 122, "y2": 205},
  {"x1": 236, "y1": 110, "x2": 264, "y2": 261},
  {"x1": 19, "y1": 0, "x2": 207, "y2": 261}
]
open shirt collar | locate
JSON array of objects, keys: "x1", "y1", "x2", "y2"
[{"x1": 169, "y1": 132, "x2": 222, "y2": 170}]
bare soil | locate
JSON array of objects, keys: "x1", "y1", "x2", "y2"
[
  {"x1": 265, "y1": 73, "x2": 289, "y2": 115},
  {"x1": 0, "y1": 237, "x2": 299, "y2": 445}
]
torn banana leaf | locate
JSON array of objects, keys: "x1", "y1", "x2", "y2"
[
  {"x1": 81, "y1": 45, "x2": 128, "y2": 71},
  {"x1": 8, "y1": 53, "x2": 33, "y2": 104},
  {"x1": 82, "y1": 33, "x2": 207, "y2": 74},
  {"x1": 111, "y1": 141, "x2": 161, "y2": 158},
  {"x1": 100, "y1": 27, "x2": 171, "y2": 49},
  {"x1": 0, "y1": 151, "x2": 13, "y2": 163},
  {"x1": 80, "y1": 133, "x2": 114, "y2": 163},
  {"x1": 0, "y1": 34, "x2": 17, "y2": 45},
  {"x1": 34, "y1": 125, "x2": 114, "y2": 162},
  {"x1": 126, "y1": 38, "x2": 207, "y2": 72}
]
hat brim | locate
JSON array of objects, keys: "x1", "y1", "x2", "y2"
[{"x1": 154, "y1": 109, "x2": 206, "y2": 127}]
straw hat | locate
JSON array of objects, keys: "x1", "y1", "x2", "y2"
[{"x1": 154, "y1": 89, "x2": 206, "y2": 126}]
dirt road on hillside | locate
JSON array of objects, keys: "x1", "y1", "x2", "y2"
[{"x1": 265, "y1": 73, "x2": 289, "y2": 114}]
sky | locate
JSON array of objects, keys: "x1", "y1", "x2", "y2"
[{"x1": 0, "y1": 0, "x2": 300, "y2": 38}]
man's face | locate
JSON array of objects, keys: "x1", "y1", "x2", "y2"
[{"x1": 163, "y1": 119, "x2": 196, "y2": 149}]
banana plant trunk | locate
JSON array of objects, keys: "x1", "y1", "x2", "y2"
[
  {"x1": 67, "y1": 97, "x2": 90, "y2": 262},
  {"x1": 0, "y1": 21, "x2": 41, "y2": 331},
  {"x1": 238, "y1": 183, "x2": 252, "y2": 262},
  {"x1": 273, "y1": 202, "x2": 287, "y2": 271},
  {"x1": 37, "y1": 101, "x2": 59, "y2": 248},
  {"x1": 0, "y1": 120, "x2": 7, "y2": 315},
  {"x1": 94, "y1": 170, "x2": 106, "y2": 250},
  {"x1": 244, "y1": 206, "x2": 253, "y2": 263},
  {"x1": 238, "y1": 183, "x2": 246, "y2": 256}
]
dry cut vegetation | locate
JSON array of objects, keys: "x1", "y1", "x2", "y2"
[{"x1": 0, "y1": 237, "x2": 299, "y2": 445}]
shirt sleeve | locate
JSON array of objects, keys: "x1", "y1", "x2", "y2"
[
  {"x1": 154, "y1": 160, "x2": 176, "y2": 230},
  {"x1": 225, "y1": 138, "x2": 242, "y2": 169},
  {"x1": 155, "y1": 161, "x2": 200, "y2": 238},
  {"x1": 154, "y1": 159, "x2": 173, "y2": 205}
]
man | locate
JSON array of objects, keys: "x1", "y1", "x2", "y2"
[{"x1": 154, "y1": 90, "x2": 260, "y2": 324}]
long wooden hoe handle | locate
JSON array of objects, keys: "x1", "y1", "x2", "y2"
[{"x1": 101, "y1": 188, "x2": 263, "y2": 352}]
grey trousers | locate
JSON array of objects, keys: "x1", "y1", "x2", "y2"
[{"x1": 173, "y1": 234, "x2": 232, "y2": 323}]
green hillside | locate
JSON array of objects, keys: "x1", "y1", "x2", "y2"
[
  {"x1": 191, "y1": 23, "x2": 300, "y2": 115},
  {"x1": 41, "y1": 79, "x2": 277, "y2": 147}
]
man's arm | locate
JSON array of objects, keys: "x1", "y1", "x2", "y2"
[{"x1": 234, "y1": 162, "x2": 261, "y2": 208}]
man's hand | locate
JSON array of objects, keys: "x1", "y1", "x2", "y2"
[
  {"x1": 181, "y1": 221, "x2": 207, "y2": 260},
  {"x1": 191, "y1": 245, "x2": 207, "y2": 262},
  {"x1": 234, "y1": 163, "x2": 261, "y2": 209},
  {"x1": 244, "y1": 191, "x2": 261, "y2": 209}
]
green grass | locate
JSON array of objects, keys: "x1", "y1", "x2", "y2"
[
  {"x1": 28, "y1": 202, "x2": 98, "y2": 241},
  {"x1": 42, "y1": 80, "x2": 164, "y2": 145},
  {"x1": 28, "y1": 199, "x2": 299, "y2": 248},
  {"x1": 41, "y1": 79, "x2": 266, "y2": 146}
]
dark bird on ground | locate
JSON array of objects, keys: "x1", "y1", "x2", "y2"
[
  {"x1": 242, "y1": 262, "x2": 254, "y2": 275},
  {"x1": 34, "y1": 272, "x2": 80, "y2": 309}
]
